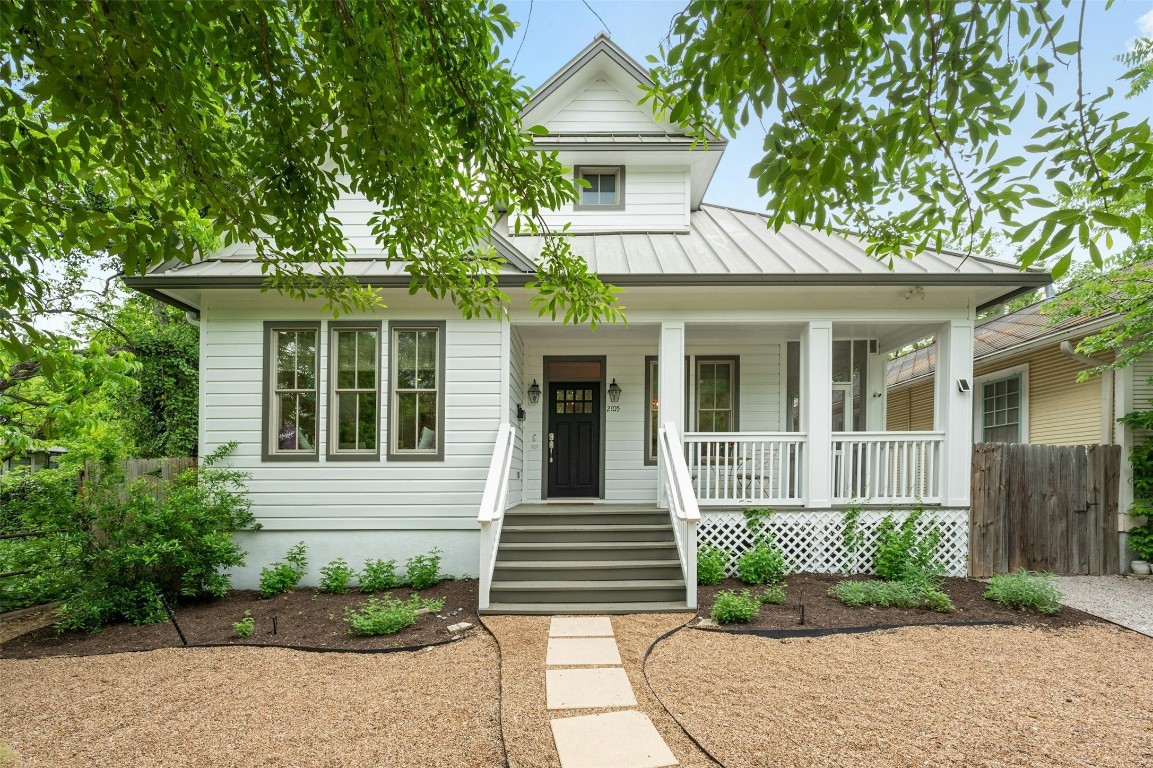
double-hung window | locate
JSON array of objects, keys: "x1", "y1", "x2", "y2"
[
  {"x1": 643, "y1": 356, "x2": 691, "y2": 465},
  {"x1": 264, "y1": 322, "x2": 320, "y2": 460},
  {"x1": 574, "y1": 166, "x2": 624, "y2": 210},
  {"x1": 328, "y1": 322, "x2": 381, "y2": 460},
  {"x1": 980, "y1": 374, "x2": 1024, "y2": 443},
  {"x1": 389, "y1": 322, "x2": 446, "y2": 460},
  {"x1": 696, "y1": 357, "x2": 739, "y2": 432}
]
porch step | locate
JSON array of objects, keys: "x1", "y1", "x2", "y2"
[
  {"x1": 493, "y1": 559, "x2": 683, "y2": 582},
  {"x1": 489, "y1": 579, "x2": 686, "y2": 604},
  {"x1": 480, "y1": 601, "x2": 690, "y2": 615},
  {"x1": 504, "y1": 506, "x2": 670, "y2": 527},
  {"x1": 496, "y1": 541, "x2": 681, "y2": 561},
  {"x1": 500, "y1": 524, "x2": 675, "y2": 544}
]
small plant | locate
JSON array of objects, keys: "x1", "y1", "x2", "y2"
[
  {"x1": 696, "y1": 545, "x2": 729, "y2": 585},
  {"x1": 1128, "y1": 520, "x2": 1153, "y2": 561},
  {"x1": 233, "y1": 610, "x2": 255, "y2": 638},
  {"x1": 319, "y1": 558, "x2": 355, "y2": 594},
  {"x1": 710, "y1": 589, "x2": 760, "y2": 624},
  {"x1": 737, "y1": 540, "x2": 787, "y2": 585},
  {"x1": 344, "y1": 594, "x2": 445, "y2": 636},
  {"x1": 759, "y1": 584, "x2": 786, "y2": 605},
  {"x1": 984, "y1": 569, "x2": 1062, "y2": 614},
  {"x1": 828, "y1": 579, "x2": 953, "y2": 612},
  {"x1": 360, "y1": 558, "x2": 400, "y2": 592},
  {"x1": 259, "y1": 541, "x2": 308, "y2": 599},
  {"x1": 874, "y1": 508, "x2": 941, "y2": 582},
  {"x1": 404, "y1": 549, "x2": 442, "y2": 590}
]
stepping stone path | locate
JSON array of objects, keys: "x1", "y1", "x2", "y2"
[{"x1": 545, "y1": 617, "x2": 678, "y2": 768}]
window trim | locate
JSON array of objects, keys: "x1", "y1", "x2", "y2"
[
  {"x1": 973, "y1": 363, "x2": 1029, "y2": 443},
  {"x1": 387, "y1": 320, "x2": 447, "y2": 462},
  {"x1": 327, "y1": 321, "x2": 383, "y2": 462},
  {"x1": 573, "y1": 165, "x2": 625, "y2": 211},
  {"x1": 643, "y1": 355, "x2": 691, "y2": 466},
  {"x1": 694, "y1": 355, "x2": 740, "y2": 433},
  {"x1": 262, "y1": 321, "x2": 322, "y2": 462}
]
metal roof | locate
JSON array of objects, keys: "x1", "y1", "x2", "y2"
[{"x1": 886, "y1": 299, "x2": 1118, "y2": 388}]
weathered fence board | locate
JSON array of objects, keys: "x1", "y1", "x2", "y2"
[
  {"x1": 80, "y1": 458, "x2": 197, "y2": 501},
  {"x1": 970, "y1": 443, "x2": 1121, "y2": 577}
]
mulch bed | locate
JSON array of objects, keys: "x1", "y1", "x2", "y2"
[
  {"x1": 0, "y1": 579, "x2": 479, "y2": 659},
  {"x1": 696, "y1": 573, "x2": 1101, "y2": 631}
]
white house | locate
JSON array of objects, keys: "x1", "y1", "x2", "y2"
[{"x1": 126, "y1": 35, "x2": 1049, "y2": 612}]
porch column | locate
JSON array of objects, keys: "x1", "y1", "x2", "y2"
[
  {"x1": 802, "y1": 321, "x2": 833, "y2": 508},
  {"x1": 657, "y1": 321, "x2": 686, "y2": 505},
  {"x1": 935, "y1": 319, "x2": 975, "y2": 507}
]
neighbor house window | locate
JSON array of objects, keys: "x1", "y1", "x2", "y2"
[
  {"x1": 696, "y1": 357, "x2": 739, "y2": 432},
  {"x1": 574, "y1": 166, "x2": 624, "y2": 209},
  {"x1": 328, "y1": 322, "x2": 381, "y2": 460},
  {"x1": 981, "y1": 375, "x2": 1023, "y2": 443},
  {"x1": 264, "y1": 322, "x2": 320, "y2": 461},
  {"x1": 389, "y1": 322, "x2": 446, "y2": 460}
]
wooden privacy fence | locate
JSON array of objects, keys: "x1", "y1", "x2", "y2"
[
  {"x1": 970, "y1": 442, "x2": 1120, "y2": 577},
  {"x1": 80, "y1": 457, "x2": 197, "y2": 500}
]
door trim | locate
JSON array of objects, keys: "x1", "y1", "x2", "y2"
[{"x1": 541, "y1": 355, "x2": 606, "y2": 499}]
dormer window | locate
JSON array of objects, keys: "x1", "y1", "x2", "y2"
[{"x1": 574, "y1": 166, "x2": 624, "y2": 210}]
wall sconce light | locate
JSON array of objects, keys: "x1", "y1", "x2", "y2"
[
  {"x1": 957, "y1": 378, "x2": 971, "y2": 393},
  {"x1": 527, "y1": 380, "x2": 541, "y2": 404},
  {"x1": 516, "y1": 403, "x2": 526, "y2": 421},
  {"x1": 607, "y1": 378, "x2": 622, "y2": 403}
]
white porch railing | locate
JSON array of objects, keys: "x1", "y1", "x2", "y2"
[
  {"x1": 832, "y1": 431, "x2": 944, "y2": 504},
  {"x1": 477, "y1": 423, "x2": 515, "y2": 610},
  {"x1": 658, "y1": 421, "x2": 700, "y2": 609},
  {"x1": 682, "y1": 432, "x2": 806, "y2": 506}
]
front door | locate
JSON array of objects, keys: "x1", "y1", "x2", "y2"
[{"x1": 547, "y1": 382, "x2": 601, "y2": 497}]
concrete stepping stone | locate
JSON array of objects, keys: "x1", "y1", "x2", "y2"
[
  {"x1": 546, "y1": 667, "x2": 638, "y2": 710},
  {"x1": 549, "y1": 616, "x2": 615, "y2": 637},
  {"x1": 545, "y1": 637, "x2": 622, "y2": 666},
  {"x1": 551, "y1": 710, "x2": 678, "y2": 768}
]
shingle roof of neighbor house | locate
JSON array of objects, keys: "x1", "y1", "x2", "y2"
[{"x1": 886, "y1": 298, "x2": 1121, "y2": 389}]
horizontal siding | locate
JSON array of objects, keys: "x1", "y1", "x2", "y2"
[
  {"x1": 508, "y1": 325, "x2": 525, "y2": 506},
  {"x1": 887, "y1": 379, "x2": 935, "y2": 432},
  {"x1": 544, "y1": 78, "x2": 657, "y2": 133},
  {"x1": 201, "y1": 304, "x2": 504, "y2": 532},
  {"x1": 539, "y1": 166, "x2": 688, "y2": 233}
]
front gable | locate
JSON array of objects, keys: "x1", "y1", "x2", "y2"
[{"x1": 541, "y1": 76, "x2": 668, "y2": 135}]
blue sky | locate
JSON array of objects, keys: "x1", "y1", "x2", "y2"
[{"x1": 500, "y1": 0, "x2": 1153, "y2": 221}]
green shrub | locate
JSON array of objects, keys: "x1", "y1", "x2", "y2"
[
  {"x1": 360, "y1": 558, "x2": 400, "y2": 592},
  {"x1": 874, "y1": 508, "x2": 941, "y2": 582},
  {"x1": 404, "y1": 549, "x2": 442, "y2": 590},
  {"x1": 54, "y1": 444, "x2": 258, "y2": 632},
  {"x1": 760, "y1": 584, "x2": 786, "y2": 605},
  {"x1": 259, "y1": 541, "x2": 308, "y2": 599},
  {"x1": 0, "y1": 469, "x2": 82, "y2": 613},
  {"x1": 344, "y1": 594, "x2": 445, "y2": 636},
  {"x1": 318, "y1": 558, "x2": 355, "y2": 594},
  {"x1": 233, "y1": 610, "x2": 255, "y2": 638},
  {"x1": 828, "y1": 579, "x2": 954, "y2": 613},
  {"x1": 710, "y1": 589, "x2": 760, "y2": 624},
  {"x1": 737, "y1": 540, "x2": 787, "y2": 585},
  {"x1": 984, "y1": 569, "x2": 1062, "y2": 614},
  {"x1": 1128, "y1": 521, "x2": 1153, "y2": 561},
  {"x1": 696, "y1": 545, "x2": 729, "y2": 585}
]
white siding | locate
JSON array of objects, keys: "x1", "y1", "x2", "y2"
[
  {"x1": 201, "y1": 296, "x2": 504, "y2": 585},
  {"x1": 543, "y1": 78, "x2": 657, "y2": 134},
  {"x1": 508, "y1": 325, "x2": 525, "y2": 506},
  {"x1": 538, "y1": 165, "x2": 690, "y2": 233},
  {"x1": 520, "y1": 326, "x2": 783, "y2": 502}
]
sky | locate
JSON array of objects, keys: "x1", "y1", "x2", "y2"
[{"x1": 499, "y1": 0, "x2": 1153, "y2": 236}]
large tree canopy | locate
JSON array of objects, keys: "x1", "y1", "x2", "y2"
[
  {"x1": 648, "y1": 0, "x2": 1153, "y2": 277},
  {"x1": 0, "y1": 0, "x2": 622, "y2": 351}
]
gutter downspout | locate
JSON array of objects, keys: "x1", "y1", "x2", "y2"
[{"x1": 1059, "y1": 341, "x2": 1114, "y2": 444}]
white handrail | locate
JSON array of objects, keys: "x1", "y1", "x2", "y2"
[
  {"x1": 478, "y1": 422, "x2": 515, "y2": 610},
  {"x1": 658, "y1": 420, "x2": 700, "y2": 609}
]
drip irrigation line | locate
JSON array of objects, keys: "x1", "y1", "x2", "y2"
[
  {"x1": 641, "y1": 616, "x2": 728, "y2": 768},
  {"x1": 699, "y1": 618, "x2": 1017, "y2": 639},
  {"x1": 476, "y1": 616, "x2": 513, "y2": 768},
  {"x1": 1, "y1": 634, "x2": 468, "y2": 660}
]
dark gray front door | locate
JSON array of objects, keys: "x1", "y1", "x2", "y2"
[{"x1": 547, "y1": 382, "x2": 600, "y2": 497}]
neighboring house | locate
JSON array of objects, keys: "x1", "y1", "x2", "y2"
[
  {"x1": 1, "y1": 447, "x2": 67, "y2": 476},
  {"x1": 125, "y1": 35, "x2": 1047, "y2": 611}
]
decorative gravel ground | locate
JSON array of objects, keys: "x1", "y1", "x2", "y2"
[
  {"x1": 0, "y1": 634, "x2": 502, "y2": 768},
  {"x1": 696, "y1": 574, "x2": 1098, "y2": 630},
  {"x1": 1051, "y1": 575, "x2": 1153, "y2": 636},
  {"x1": 485, "y1": 613, "x2": 716, "y2": 768},
  {"x1": 648, "y1": 623, "x2": 1153, "y2": 768},
  {"x1": 0, "y1": 581, "x2": 478, "y2": 658}
]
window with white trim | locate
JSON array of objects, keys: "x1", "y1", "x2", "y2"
[
  {"x1": 574, "y1": 166, "x2": 623, "y2": 209},
  {"x1": 267, "y1": 325, "x2": 319, "y2": 458},
  {"x1": 330, "y1": 324, "x2": 380, "y2": 458},
  {"x1": 696, "y1": 357, "x2": 739, "y2": 432},
  {"x1": 981, "y1": 374, "x2": 1023, "y2": 443},
  {"x1": 390, "y1": 324, "x2": 444, "y2": 459}
]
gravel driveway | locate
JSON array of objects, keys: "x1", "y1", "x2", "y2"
[
  {"x1": 0, "y1": 635, "x2": 502, "y2": 768},
  {"x1": 1051, "y1": 576, "x2": 1153, "y2": 636}
]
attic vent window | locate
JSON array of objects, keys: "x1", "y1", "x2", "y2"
[{"x1": 574, "y1": 166, "x2": 624, "y2": 210}]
